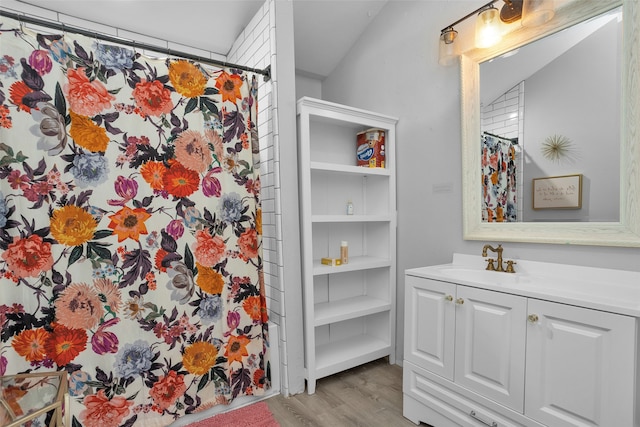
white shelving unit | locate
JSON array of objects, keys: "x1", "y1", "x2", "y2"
[{"x1": 296, "y1": 97, "x2": 398, "y2": 394}]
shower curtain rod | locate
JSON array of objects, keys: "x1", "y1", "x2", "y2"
[
  {"x1": 483, "y1": 131, "x2": 518, "y2": 144},
  {"x1": 0, "y1": 9, "x2": 271, "y2": 81}
]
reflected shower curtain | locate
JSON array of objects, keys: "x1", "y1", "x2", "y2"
[
  {"x1": 0, "y1": 18, "x2": 269, "y2": 427},
  {"x1": 481, "y1": 134, "x2": 517, "y2": 222}
]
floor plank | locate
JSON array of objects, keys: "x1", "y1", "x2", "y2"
[{"x1": 266, "y1": 358, "x2": 427, "y2": 427}]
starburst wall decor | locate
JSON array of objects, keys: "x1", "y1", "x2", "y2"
[{"x1": 540, "y1": 134, "x2": 579, "y2": 164}]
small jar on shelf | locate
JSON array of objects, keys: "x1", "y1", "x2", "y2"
[{"x1": 340, "y1": 241, "x2": 349, "y2": 264}]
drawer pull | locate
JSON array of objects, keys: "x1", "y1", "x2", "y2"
[
  {"x1": 470, "y1": 410, "x2": 498, "y2": 427},
  {"x1": 445, "y1": 295, "x2": 453, "y2": 302},
  {"x1": 528, "y1": 314, "x2": 539, "y2": 323},
  {"x1": 456, "y1": 298, "x2": 464, "y2": 305}
]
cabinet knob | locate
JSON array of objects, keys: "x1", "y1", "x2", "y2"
[
  {"x1": 445, "y1": 295, "x2": 453, "y2": 302},
  {"x1": 528, "y1": 314, "x2": 539, "y2": 323},
  {"x1": 456, "y1": 298, "x2": 464, "y2": 305}
]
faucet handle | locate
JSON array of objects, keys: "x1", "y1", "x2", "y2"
[
  {"x1": 505, "y1": 260, "x2": 517, "y2": 273},
  {"x1": 485, "y1": 258, "x2": 496, "y2": 271}
]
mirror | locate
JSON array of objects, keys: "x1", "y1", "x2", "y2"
[
  {"x1": 461, "y1": 0, "x2": 640, "y2": 247},
  {"x1": 480, "y1": 6, "x2": 621, "y2": 223}
]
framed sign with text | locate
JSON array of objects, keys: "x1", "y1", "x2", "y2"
[{"x1": 532, "y1": 174, "x2": 583, "y2": 209}]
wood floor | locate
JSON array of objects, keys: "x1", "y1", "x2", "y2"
[{"x1": 266, "y1": 358, "x2": 428, "y2": 427}]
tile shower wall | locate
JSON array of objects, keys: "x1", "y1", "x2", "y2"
[
  {"x1": 1, "y1": 0, "x2": 286, "y2": 390},
  {"x1": 227, "y1": 0, "x2": 281, "y2": 330},
  {"x1": 481, "y1": 82, "x2": 525, "y2": 220},
  {"x1": 227, "y1": 1, "x2": 294, "y2": 394}
]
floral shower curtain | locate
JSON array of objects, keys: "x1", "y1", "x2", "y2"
[
  {"x1": 0, "y1": 17, "x2": 269, "y2": 427},
  {"x1": 481, "y1": 133, "x2": 517, "y2": 222}
]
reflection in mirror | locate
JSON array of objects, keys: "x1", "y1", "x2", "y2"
[
  {"x1": 480, "y1": 6, "x2": 622, "y2": 223},
  {"x1": 461, "y1": 0, "x2": 640, "y2": 247}
]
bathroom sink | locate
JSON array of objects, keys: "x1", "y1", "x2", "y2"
[
  {"x1": 434, "y1": 266, "x2": 532, "y2": 286},
  {"x1": 407, "y1": 254, "x2": 640, "y2": 317}
]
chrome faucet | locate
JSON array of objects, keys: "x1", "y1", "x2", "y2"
[{"x1": 482, "y1": 244, "x2": 504, "y2": 272}]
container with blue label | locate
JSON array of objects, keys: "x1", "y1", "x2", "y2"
[{"x1": 356, "y1": 128, "x2": 385, "y2": 168}]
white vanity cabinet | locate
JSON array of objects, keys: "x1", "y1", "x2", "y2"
[{"x1": 403, "y1": 263, "x2": 639, "y2": 427}]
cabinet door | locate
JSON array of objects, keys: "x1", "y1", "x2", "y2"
[
  {"x1": 454, "y1": 286, "x2": 527, "y2": 412},
  {"x1": 404, "y1": 276, "x2": 455, "y2": 380},
  {"x1": 525, "y1": 299, "x2": 636, "y2": 427}
]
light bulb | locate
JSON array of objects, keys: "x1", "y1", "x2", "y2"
[{"x1": 475, "y1": 6, "x2": 502, "y2": 48}]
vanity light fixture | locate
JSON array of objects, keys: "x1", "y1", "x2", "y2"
[{"x1": 438, "y1": 0, "x2": 555, "y2": 65}]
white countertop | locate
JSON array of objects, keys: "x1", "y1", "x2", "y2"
[{"x1": 406, "y1": 253, "x2": 640, "y2": 317}]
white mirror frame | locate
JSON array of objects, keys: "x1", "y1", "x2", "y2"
[{"x1": 461, "y1": 0, "x2": 640, "y2": 247}]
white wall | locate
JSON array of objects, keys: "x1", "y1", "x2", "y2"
[
  {"x1": 320, "y1": 1, "x2": 640, "y2": 363},
  {"x1": 522, "y1": 18, "x2": 620, "y2": 222},
  {"x1": 295, "y1": 72, "x2": 322, "y2": 99}
]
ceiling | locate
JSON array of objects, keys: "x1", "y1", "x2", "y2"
[
  {"x1": 293, "y1": 1, "x2": 387, "y2": 78},
  {"x1": 17, "y1": 0, "x2": 388, "y2": 79}
]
